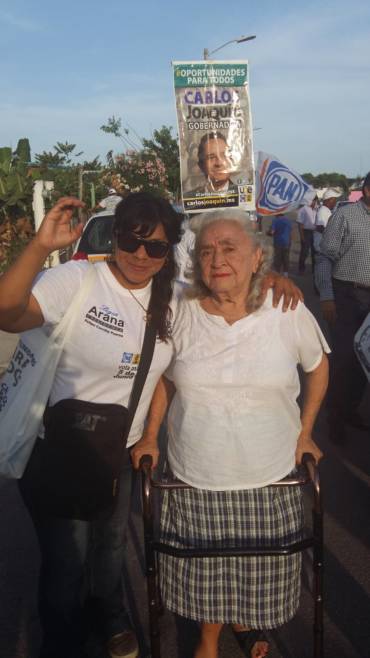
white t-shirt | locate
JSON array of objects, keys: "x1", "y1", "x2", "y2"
[
  {"x1": 32, "y1": 261, "x2": 175, "y2": 447},
  {"x1": 297, "y1": 205, "x2": 316, "y2": 230},
  {"x1": 314, "y1": 205, "x2": 332, "y2": 249},
  {"x1": 166, "y1": 292, "x2": 330, "y2": 491},
  {"x1": 315, "y1": 205, "x2": 331, "y2": 229},
  {"x1": 98, "y1": 195, "x2": 122, "y2": 212}
]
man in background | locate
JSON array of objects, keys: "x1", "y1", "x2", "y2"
[
  {"x1": 297, "y1": 196, "x2": 318, "y2": 274},
  {"x1": 315, "y1": 173, "x2": 370, "y2": 443},
  {"x1": 96, "y1": 188, "x2": 122, "y2": 213},
  {"x1": 314, "y1": 188, "x2": 342, "y2": 251},
  {"x1": 269, "y1": 213, "x2": 293, "y2": 276}
]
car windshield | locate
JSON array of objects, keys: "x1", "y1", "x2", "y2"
[{"x1": 79, "y1": 215, "x2": 114, "y2": 254}]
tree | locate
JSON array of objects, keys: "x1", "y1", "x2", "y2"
[
  {"x1": 0, "y1": 139, "x2": 34, "y2": 223},
  {"x1": 104, "y1": 150, "x2": 169, "y2": 197},
  {"x1": 100, "y1": 118, "x2": 180, "y2": 197},
  {"x1": 100, "y1": 116, "x2": 142, "y2": 152},
  {"x1": 35, "y1": 141, "x2": 83, "y2": 169},
  {"x1": 142, "y1": 126, "x2": 180, "y2": 197},
  {"x1": 0, "y1": 138, "x2": 34, "y2": 272},
  {"x1": 301, "y1": 172, "x2": 350, "y2": 194},
  {"x1": 34, "y1": 150, "x2": 66, "y2": 168},
  {"x1": 34, "y1": 143, "x2": 101, "y2": 208},
  {"x1": 54, "y1": 141, "x2": 83, "y2": 164}
]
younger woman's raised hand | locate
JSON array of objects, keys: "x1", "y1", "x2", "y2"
[{"x1": 35, "y1": 197, "x2": 85, "y2": 252}]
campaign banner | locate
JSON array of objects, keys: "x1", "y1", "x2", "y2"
[
  {"x1": 173, "y1": 61, "x2": 255, "y2": 214},
  {"x1": 256, "y1": 151, "x2": 315, "y2": 215}
]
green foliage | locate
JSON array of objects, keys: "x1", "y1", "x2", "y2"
[
  {"x1": 35, "y1": 141, "x2": 83, "y2": 169},
  {"x1": 110, "y1": 150, "x2": 169, "y2": 196},
  {"x1": 34, "y1": 150, "x2": 66, "y2": 167},
  {"x1": 33, "y1": 143, "x2": 101, "y2": 209},
  {"x1": 301, "y1": 172, "x2": 350, "y2": 193},
  {"x1": 142, "y1": 126, "x2": 180, "y2": 197},
  {"x1": 101, "y1": 116, "x2": 123, "y2": 139},
  {"x1": 100, "y1": 116, "x2": 141, "y2": 152},
  {"x1": 55, "y1": 141, "x2": 83, "y2": 163},
  {"x1": 15, "y1": 138, "x2": 31, "y2": 163},
  {"x1": 0, "y1": 218, "x2": 33, "y2": 273},
  {"x1": 101, "y1": 118, "x2": 180, "y2": 196},
  {"x1": 0, "y1": 141, "x2": 34, "y2": 222}
]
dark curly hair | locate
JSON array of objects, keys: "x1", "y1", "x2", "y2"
[{"x1": 113, "y1": 192, "x2": 183, "y2": 341}]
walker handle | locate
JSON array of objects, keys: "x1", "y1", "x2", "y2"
[
  {"x1": 302, "y1": 452, "x2": 321, "y2": 506},
  {"x1": 139, "y1": 454, "x2": 153, "y2": 471}
]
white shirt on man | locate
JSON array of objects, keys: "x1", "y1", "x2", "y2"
[
  {"x1": 314, "y1": 205, "x2": 332, "y2": 249},
  {"x1": 98, "y1": 194, "x2": 122, "y2": 212},
  {"x1": 297, "y1": 205, "x2": 316, "y2": 230}
]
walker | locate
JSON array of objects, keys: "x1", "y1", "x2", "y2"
[{"x1": 139, "y1": 453, "x2": 323, "y2": 658}]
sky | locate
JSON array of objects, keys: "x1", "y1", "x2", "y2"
[{"x1": 1, "y1": 0, "x2": 369, "y2": 177}]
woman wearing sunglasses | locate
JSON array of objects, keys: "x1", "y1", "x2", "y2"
[
  {"x1": 0, "y1": 192, "x2": 300, "y2": 658},
  {"x1": 0, "y1": 192, "x2": 182, "y2": 658}
]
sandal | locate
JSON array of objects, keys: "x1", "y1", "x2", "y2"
[{"x1": 233, "y1": 628, "x2": 269, "y2": 657}]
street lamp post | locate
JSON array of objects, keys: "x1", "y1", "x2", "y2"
[{"x1": 203, "y1": 34, "x2": 256, "y2": 60}]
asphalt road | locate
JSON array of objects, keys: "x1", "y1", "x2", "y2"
[{"x1": 0, "y1": 228, "x2": 369, "y2": 657}]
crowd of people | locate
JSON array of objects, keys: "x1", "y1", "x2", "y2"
[
  {"x1": 0, "y1": 172, "x2": 369, "y2": 658},
  {"x1": 266, "y1": 176, "x2": 370, "y2": 448}
]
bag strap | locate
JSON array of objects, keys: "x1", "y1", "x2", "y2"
[{"x1": 123, "y1": 300, "x2": 157, "y2": 442}]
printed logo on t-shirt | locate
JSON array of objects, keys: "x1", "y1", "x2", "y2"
[
  {"x1": 121, "y1": 352, "x2": 140, "y2": 364},
  {"x1": 84, "y1": 304, "x2": 125, "y2": 336},
  {"x1": 113, "y1": 353, "x2": 141, "y2": 380}
]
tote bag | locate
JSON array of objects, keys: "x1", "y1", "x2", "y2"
[{"x1": 0, "y1": 265, "x2": 96, "y2": 479}]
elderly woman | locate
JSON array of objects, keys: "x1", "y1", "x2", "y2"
[{"x1": 132, "y1": 209, "x2": 329, "y2": 658}]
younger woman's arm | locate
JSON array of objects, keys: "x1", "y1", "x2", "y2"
[{"x1": 131, "y1": 376, "x2": 176, "y2": 470}]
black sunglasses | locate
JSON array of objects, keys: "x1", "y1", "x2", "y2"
[{"x1": 115, "y1": 233, "x2": 170, "y2": 259}]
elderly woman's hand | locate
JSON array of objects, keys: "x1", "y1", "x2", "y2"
[
  {"x1": 295, "y1": 432, "x2": 323, "y2": 465},
  {"x1": 130, "y1": 433, "x2": 160, "y2": 470},
  {"x1": 260, "y1": 272, "x2": 304, "y2": 311}
]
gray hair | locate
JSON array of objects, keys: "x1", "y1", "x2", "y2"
[{"x1": 186, "y1": 209, "x2": 272, "y2": 312}]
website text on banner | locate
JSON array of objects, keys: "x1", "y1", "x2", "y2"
[
  {"x1": 256, "y1": 152, "x2": 315, "y2": 216},
  {"x1": 173, "y1": 61, "x2": 255, "y2": 214}
]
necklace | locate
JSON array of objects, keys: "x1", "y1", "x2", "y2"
[{"x1": 127, "y1": 288, "x2": 151, "y2": 323}]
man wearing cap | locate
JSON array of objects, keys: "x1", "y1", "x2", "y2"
[
  {"x1": 315, "y1": 174, "x2": 370, "y2": 442},
  {"x1": 97, "y1": 188, "x2": 122, "y2": 212},
  {"x1": 313, "y1": 188, "x2": 342, "y2": 251}
]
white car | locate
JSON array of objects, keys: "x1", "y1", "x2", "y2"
[{"x1": 72, "y1": 211, "x2": 114, "y2": 262}]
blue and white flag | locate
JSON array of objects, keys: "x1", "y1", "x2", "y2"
[{"x1": 256, "y1": 151, "x2": 315, "y2": 215}]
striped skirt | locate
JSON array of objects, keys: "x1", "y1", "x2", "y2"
[{"x1": 159, "y1": 483, "x2": 303, "y2": 628}]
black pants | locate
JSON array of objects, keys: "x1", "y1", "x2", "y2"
[
  {"x1": 273, "y1": 245, "x2": 290, "y2": 273},
  {"x1": 299, "y1": 230, "x2": 315, "y2": 273},
  {"x1": 19, "y1": 451, "x2": 134, "y2": 658},
  {"x1": 327, "y1": 279, "x2": 370, "y2": 421}
]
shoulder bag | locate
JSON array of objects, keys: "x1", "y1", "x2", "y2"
[
  {"x1": 0, "y1": 265, "x2": 97, "y2": 479},
  {"x1": 19, "y1": 298, "x2": 157, "y2": 521}
]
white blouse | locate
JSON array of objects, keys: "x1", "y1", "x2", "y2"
[{"x1": 166, "y1": 291, "x2": 330, "y2": 490}]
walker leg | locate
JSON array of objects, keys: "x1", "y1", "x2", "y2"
[
  {"x1": 142, "y1": 469, "x2": 161, "y2": 658},
  {"x1": 312, "y1": 508, "x2": 324, "y2": 658}
]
